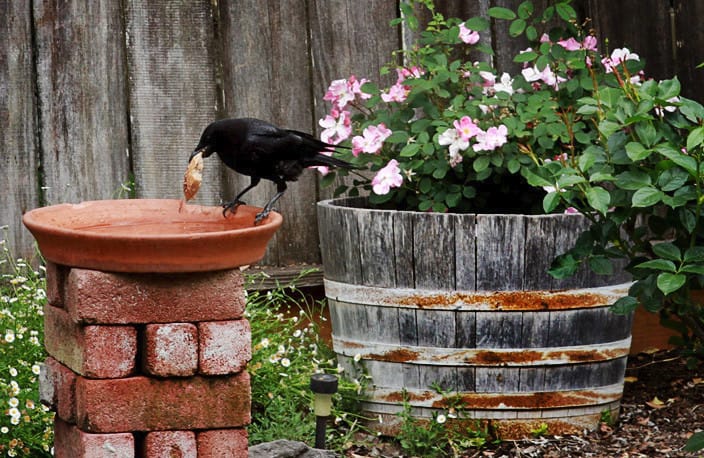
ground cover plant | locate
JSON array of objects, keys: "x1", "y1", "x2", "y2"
[
  {"x1": 0, "y1": 236, "x2": 53, "y2": 457},
  {"x1": 244, "y1": 271, "x2": 369, "y2": 451}
]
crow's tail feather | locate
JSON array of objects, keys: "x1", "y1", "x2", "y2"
[
  {"x1": 287, "y1": 129, "x2": 351, "y2": 152},
  {"x1": 308, "y1": 152, "x2": 355, "y2": 169}
]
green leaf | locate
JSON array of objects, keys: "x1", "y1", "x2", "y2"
[
  {"x1": 488, "y1": 6, "x2": 517, "y2": 20},
  {"x1": 634, "y1": 259, "x2": 677, "y2": 273},
  {"x1": 473, "y1": 156, "x2": 491, "y2": 172},
  {"x1": 463, "y1": 16, "x2": 490, "y2": 32},
  {"x1": 400, "y1": 143, "x2": 420, "y2": 157},
  {"x1": 509, "y1": 18, "x2": 526, "y2": 37},
  {"x1": 387, "y1": 131, "x2": 410, "y2": 144},
  {"x1": 684, "y1": 431, "x2": 704, "y2": 452},
  {"x1": 556, "y1": 174, "x2": 586, "y2": 187},
  {"x1": 632, "y1": 186, "x2": 663, "y2": 207},
  {"x1": 684, "y1": 247, "x2": 704, "y2": 263},
  {"x1": 625, "y1": 142, "x2": 651, "y2": 161},
  {"x1": 586, "y1": 186, "x2": 611, "y2": 215},
  {"x1": 517, "y1": 1, "x2": 534, "y2": 19},
  {"x1": 548, "y1": 254, "x2": 579, "y2": 279},
  {"x1": 543, "y1": 192, "x2": 561, "y2": 213},
  {"x1": 652, "y1": 242, "x2": 682, "y2": 261},
  {"x1": 680, "y1": 264, "x2": 704, "y2": 275},
  {"x1": 614, "y1": 170, "x2": 652, "y2": 190},
  {"x1": 610, "y1": 296, "x2": 639, "y2": 315},
  {"x1": 522, "y1": 168, "x2": 553, "y2": 187},
  {"x1": 635, "y1": 122, "x2": 659, "y2": 147},
  {"x1": 655, "y1": 144, "x2": 698, "y2": 176},
  {"x1": 555, "y1": 2, "x2": 577, "y2": 21},
  {"x1": 513, "y1": 50, "x2": 538, "y2": 63},
  {"x1": 656, "y1": 77, "x2": 681, "y2": 100},
  {"x1": 657, "y1": 167, "x2": 689, "y2": 192},
  {"x1": 656, "y1": 272, "x2": 686, "y2": 295},
  {"x1": 687, "y1": 126, "x2": 704, "y2": 151},
  {"x1": 589, "y1": 256, "x2": 613, "y2": 275}
]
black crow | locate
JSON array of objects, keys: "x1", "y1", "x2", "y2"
[{"x1": 190, "y1": 117, "x2": 353, "y2": 223}]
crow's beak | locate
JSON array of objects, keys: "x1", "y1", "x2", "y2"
[{"x1": 189, "y1": 146, "x2": 209, "y2": 163}]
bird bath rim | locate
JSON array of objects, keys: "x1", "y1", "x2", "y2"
[{"x1": 22, "y1": 199, "x2": 283, "y2": 273}]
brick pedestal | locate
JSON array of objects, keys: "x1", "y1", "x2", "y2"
[{"x1": 41, "y1": 263, "x2": 251, "y2": 458}]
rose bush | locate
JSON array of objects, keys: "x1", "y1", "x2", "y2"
[
  {"x1": 317, "y1": 0, "x2": 645, "y2": 214},
  {"x1": 317, "y1": 0, "x2": 704, "y2": 364}
]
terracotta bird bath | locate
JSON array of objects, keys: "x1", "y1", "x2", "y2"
[
  {"x1": 23, "y1": 198, "x2": 282, "y2": 456},
  {"x1": 22, "y1": 198, "x2": 282, "y2": 273}
]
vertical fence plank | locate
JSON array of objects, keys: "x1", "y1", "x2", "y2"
[
  {"x1": 476, "y1": 214, "x2": 525, "y2": 290},
  {"x1": 33, "y1": 0, "x2": 130, "y2": 206},
  {"x1": 673, "y1": 1, "x2": 704, "y2": 102},
  {"x1": 310, "y1": 0, "x2": 401, "y2": 202},
  {"x1": 218, "y1": 0, "x2": 318, "y2": 266},
  {"x1": 0, "y1": 2, "x2": 39, "y2": 259},
  {"x1": 126, "y1": 1, "x2": 219, "y2": 203}
]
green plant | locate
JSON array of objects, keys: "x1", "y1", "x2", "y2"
[
  {"x1": 526, "y1": 44, "x2": 704, "y2": 364},
  {"x1": 530, "y1": 422, "x2": 549, "y2": 437},
  {"x1": 244, "y1": 271, "x2": 368, "y2": 451},
  {"x1": 0, "y1": 235, "x2": 54, "y2": 457},
  {"x1": 395, "y1": 389, "x2": 498, "y2": 457},
  {"x1": 317, "y1": 0, "x2": 626, "y2": 214}
]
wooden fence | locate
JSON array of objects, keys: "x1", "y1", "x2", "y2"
[{"x1": 2, "y1": 0, "x2": 703, "y2": 282}]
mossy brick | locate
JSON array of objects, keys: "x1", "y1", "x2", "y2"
[
  {"x1": 44, "y1": 304, "x2": 137, "y2": 378},
  {"x1": 75, "y1": 373, "x2": 251, "y2": 433},
  {"x1": 198, "y1": 320, "x2": 251, "y2": 375},
  {"x1": 39, "y1": 357, "x2": 78, "y2": 423},
  {"x1": 142, "y1": 323, "x2": 198, "y2": 377},
  {"x1": 144, "y1": 430, "x2": 197, "y2": 457},
  {"x1": 197, "y1": 429, "x2": 248, "y2": 458},
  {"x1": 65, "y1": 268, "x2": 245, "y2": 324},
  {"x1": 54, "y1": 417, "x2": 134, "y2": 458}
]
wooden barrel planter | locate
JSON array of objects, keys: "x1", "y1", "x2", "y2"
[{"x1": 317, "y1": 197, "x2": 633, "y2": 438}]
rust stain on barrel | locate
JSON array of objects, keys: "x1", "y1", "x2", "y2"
[
  {"x1": 431, "y1": 390, "x2": 606, "y2": 410},
  {"x1": 366, "y1": 348, "x2": 420, "y2": 363},
  {"x1": 394, "y1": 291, "x2": 609, "y2": 311}
]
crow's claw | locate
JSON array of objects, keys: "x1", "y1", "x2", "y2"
[
  {"x1": 222, "y1": 200, "x2": 245, "y2": 217},
  {"x1": 253, "y1": 208, "x2": 274, "y2": 225}
]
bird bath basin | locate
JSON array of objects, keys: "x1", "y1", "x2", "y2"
[{"x1": 22, "y1": 199, "x2": 282, "y2": 272}]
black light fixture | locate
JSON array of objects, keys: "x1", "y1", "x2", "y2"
[{"x1": 310, "y1": 373, "x2": 338, "y2": 449}]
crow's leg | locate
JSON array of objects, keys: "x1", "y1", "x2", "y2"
[
  {"x1": 254, "y1": 179, "x2": 287, "y2": 224},
  {"x1": 223, "y1": 176, "x2": 260, "y2": 217}
]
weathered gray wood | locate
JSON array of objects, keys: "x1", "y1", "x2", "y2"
[
  {"x1": 218, "y1": 0, "x2": 318, "y2": 266},
  {"x1": 523, "y1": 215, "x2": 559, "y2": 290},
  {"x1": 454, "y1": 213, "x2": 477, "y2": 290},
  {"x1": 455, "y1": 311, "x2": 477, "y2": 348},
  {"x1": 125, "y1": 0, "x2": 219, "y2": 202},
  {"x1": 357, "y1": 210, "x2": 395, "y2": 287},
  {"x1": 413, "y1": 212, "x2": 455, "y2": 290},
  {"x1": 33, "y1": 0, "x2": 130, "y2": 206},
  {"x1": 0, "y1": 1, "x2": 39, "y2": 260},
  {"x1": 317, "y1": 201, "x2": 363, "y2": 283},
  {"x1": 310, "y1": 0, "x2": 400, "y2": 202},
  {"x1": 476, "y1": 214, "x2": 526, "y2": 290},
  {"x1": 393, "y1": 211, "x2": 416, "y2": 288},
  {"x1": 476, "y1": 311, "x2": 524, "y2": 348},
  {"x1": 416, "y1": 309, "x2": 455, "y2": 347},
  {"x1": 398, "y1": 308, "x2": 418, "y2": 346},
  {"x1": 366, "y1": 305, "x2": 400, "y2": 345},
  {"x1": 475, "y1": 367, "x2": 521, "y2": 392}
]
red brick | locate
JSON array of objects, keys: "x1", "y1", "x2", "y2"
[
  {"x1": 75, "y1": 373, "x2": 251, "y2": 433},
  {"x1": 44, "y1": 304, "x2": 137, "y2": 378},
  {"x1": 54, "y1": 417, "x2": 134, "y2": 458},
  {"x1": 45, "y1": 262, "x2": 69, "y2": 307},
  {"x1": 144, "y1": 430, "x2": 197, "y2": 457},
  {"x1": 65, "y1": 268, "x2": 245, "y2": 324},
  {"x1": 198, "y1": 320, "x2": 251, "y2": 375},
  {"x1": 142, "y1": 323, "x2": 198, "y2": 377},
  {"x1": 197, "y1": 429, "x2": 248, "y2": 458},
  {"x1": 40, "y1": 357, "x2": 78, "y2": 423}
]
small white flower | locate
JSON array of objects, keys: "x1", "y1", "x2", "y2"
[
  {"x1": 353, "y1": 353, "x2": 362, "y2": 362},
  {"x1": 10, "y1": 416, "x2": 20, "y2": 426},
  {"x1": 280, "y1": 358, "x2": 291, "y2": 368},
  {"x1": 32, "y1": 364, "x2": 41, "y2": 375},
  {"x1": 293, "y1": 329, "x2": 302, "y2": 338},
  {"x1": 9, "y1": 367, "x2": 17, "y2": 377},
  {"x1": 4, "y1": 331, "x2": 15, "y2": 343},
  {"x1": 436, "y1": 414, "x2": 447, "y2": 424},
  {"x1": 8, "y1": 398, "x2": 19, "y2": 408},
  {"x1": 0, "y1": 426, "x2": 8, "y2": 433},
  {"x1": 259, "y1": 338, "x2": 270, "y2": 348},
  {"x1": 8, "y1": 407, "x2": 20, "y2": 418}
]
